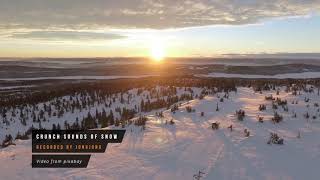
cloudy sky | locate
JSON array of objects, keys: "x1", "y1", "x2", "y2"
[{"x1": 0, "y1": 0, "x2": 319, "y2": 58}]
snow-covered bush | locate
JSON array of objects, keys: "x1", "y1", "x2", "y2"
[
  {"x1": 211, "y1": 122, "x2": 220, "y2": 130},
  {"x1": 186, "y1": 106, "x2": 195, "y2": 113},
  {"x1": 244, "y1": 129, "x2": 250, "y2": 137},
  {"x1": 272, "y1": 112, "x2": 283, "y2": 123},
  {"x1": 259, "y1": 104, "x2": 266, "y2": 111},
  {"x1": 134, "y1": 116, "x2": 148, "y2": 126},
  {"x1": 267, "y1": 133, "x2": 284, "y2": 145},
  {"x1": 236, "y1": 110, "x2": 245, "y2": 121}
]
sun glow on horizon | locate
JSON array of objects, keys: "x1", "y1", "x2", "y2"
[{"x1": 150, "y1": 39, "x2": 166, "y2": 62}]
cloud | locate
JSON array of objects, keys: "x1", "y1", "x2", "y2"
[
  {"x1": 0, "y1": 0, "x2": 319, "y2": 29},
  {"x1": 9, "y1": 31, "x2": 127, "y2": 41}
]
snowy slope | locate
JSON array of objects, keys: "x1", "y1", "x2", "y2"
[
  {"x1": 0, "y1": 75, "x2": 157, "y2": 81},
  {"x1": 1, "y1": 87, "x2": 320, "y2": 180},
  {"x1": 198, "y1": 72, "x2": 320, "y2": 79},
  {"x1": 0, "y1": 86, "x2": 200, "y2": 141}
]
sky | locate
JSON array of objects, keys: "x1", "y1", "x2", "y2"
[{"x1": 0, "y1": 0, "x2": 319, "y2": 58}]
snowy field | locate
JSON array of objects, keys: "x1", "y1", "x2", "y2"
[
  {"x1": 198, "y1": 72, "x2": 320, "y2": 79},
  {"x1": 1, "y1": 86, "x2": 320, "y2": 180},
  {"x1": 0, "y1": 75, "x2": 156, "y2": 81}
]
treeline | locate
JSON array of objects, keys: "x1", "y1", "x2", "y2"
[{"x1": 0, "y1": 75, "x2": 262, "y2": 107}]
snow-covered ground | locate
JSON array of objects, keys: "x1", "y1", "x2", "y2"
[
  {"x1": 0, "y1": 85, "x2": 36, "y2": 90},
  {"x1": 1, "y1": 87, "x2": 320, "y2": 180},
  {"x1": 198, "y1": 72, "x2": 320, "y2": 79},
  {"x1": 0, "y1": 75, "x2": 157, "y2": 81},
  {"x1": 0, "y1": 86, "x2": 200, "y2": 141}
]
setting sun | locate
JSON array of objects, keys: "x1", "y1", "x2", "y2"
[{"x1": 150, "y1": 41, "x2": 166, "y2": 62}]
